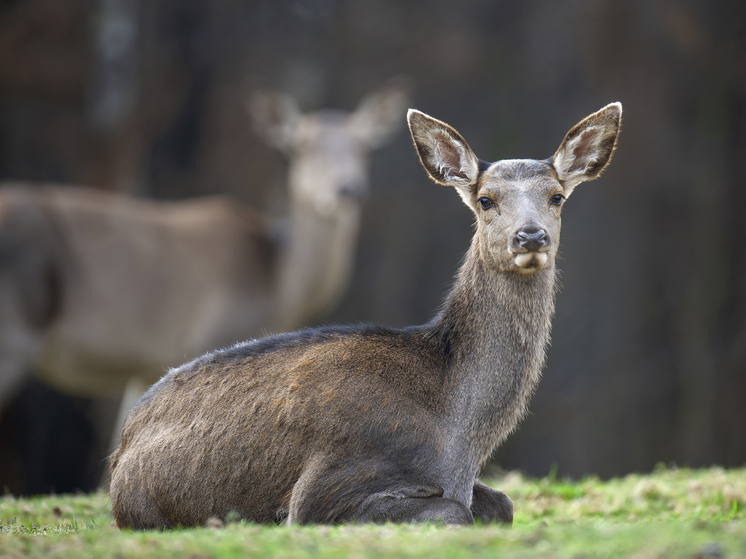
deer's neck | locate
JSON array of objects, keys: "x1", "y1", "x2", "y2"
[
  {"x1": 431, "y1": 242, "x2": 556, "y2": 490},
  {"x1": 273, "y1": 203, "x2": 362, "y2": 331}
]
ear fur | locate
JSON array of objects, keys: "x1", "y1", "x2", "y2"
[
  {"x1": 552, "y1": 102, "x2": 622, "y2": 196},
  {"x1": 407, "y1": 109, "x2": 480, "y2": 206},
  {"x1": 247, "y1": 91, "x2": 302, "y2": 153}
]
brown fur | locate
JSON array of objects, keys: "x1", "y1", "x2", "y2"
[{"x1": 110, "y1": 103, "x2": 622, "y2": 528}]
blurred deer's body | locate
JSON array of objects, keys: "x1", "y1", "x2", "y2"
[{"x1": 0, "y1": 186, "x2": 275, "y2": 397}]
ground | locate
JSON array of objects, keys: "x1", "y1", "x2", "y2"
[{"x1": 0, "y1": 466, "x2": 744, "y2": 558}]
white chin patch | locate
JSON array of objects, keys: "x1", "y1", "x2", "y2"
[{"x1": 513, "y1": 252, "x2": 549, "y2": 271}]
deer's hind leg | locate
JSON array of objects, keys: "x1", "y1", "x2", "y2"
[
  {"x1": 287, "y1": 454, "x2": 473, "y2": 525},
  {"x1": 110, "y1": 484, "x2": 171, "y2": 530}
]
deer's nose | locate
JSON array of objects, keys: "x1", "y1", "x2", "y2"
[
  {"x1": 338, "y1": 180, "x2": 368, "y2": 201},
  {"x1": 514, "y1": 226, "x2": 549, "y2": 252}
]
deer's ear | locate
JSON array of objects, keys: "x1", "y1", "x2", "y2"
[
  {"x1": 349, "y1": 77, "x2": 413, "y2": 148},
  {"x1": 551, "y1": 102, "x2": 622, "y2": 196},
  {"x1": 407, "y1": 109, "x2": 480, "y2": 205},
  {"x1": 248, "y1": 91, "x2": 302, "y2": 153}
]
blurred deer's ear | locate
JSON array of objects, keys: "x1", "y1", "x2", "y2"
[
  {"x1": 551, "y1": 102, "x2": 622, "y2": 196},
  {"x1": 348, "y1": 76, "x2": 413, "y2": 148},
  {"x1": 248, "y1": 91, "x2": 302, "y2": 153},
  {"x1": 407, "y1": 109, "x2": 480, "y2": 207}
]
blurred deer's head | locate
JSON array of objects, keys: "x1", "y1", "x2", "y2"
[{"x1": 249, "y1": 79, "x2": 411, "y2": 218}]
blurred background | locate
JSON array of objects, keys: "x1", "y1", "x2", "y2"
[{"x1": 0, "y1": 0, "x2": 744, "y2": 495}]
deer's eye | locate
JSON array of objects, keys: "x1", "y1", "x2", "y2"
[
  {"x1": 478, "y1": 197, "x2": 495, "y2": 210},
  {"x1": 550, "y1": 194, "x2": 565, "y2": 206}
]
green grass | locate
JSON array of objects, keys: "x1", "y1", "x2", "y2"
[{"x1": 1, "y1": 466, "x2": 744, "y2": 558}]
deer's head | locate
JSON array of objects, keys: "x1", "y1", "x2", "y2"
[
  {"x1": 249, "y1": 80, "x2": 411, "y2": 218},
  {"x1": 408, "y1": 103, "x2": 622, "y2": 274}
]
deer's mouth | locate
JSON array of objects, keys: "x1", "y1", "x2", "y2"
[{"x1": 512, "y1": 251, "x2": 549, "y2": 272}]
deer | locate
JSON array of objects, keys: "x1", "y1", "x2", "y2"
[
  {"x1": 0, "y1": 80, "x2": 410, "y2": 487},
  {"x1": 109, "y1": 102, "x2": 622, "y2": 528}
]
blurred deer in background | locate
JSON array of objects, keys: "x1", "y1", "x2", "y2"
[
  {"x1": 0, "y1": 79, "x2": 410, "y2": 491},
  {"x1": 248, "y1": 81, "x2": 410, "y2": 331}
]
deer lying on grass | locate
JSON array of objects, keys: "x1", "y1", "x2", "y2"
[
  {"x1": 110, "y1": 102, "x2": 622, "y2": 527},
  {"x1": 0, "y1": 81, "x2": 409, "y2": 464}
]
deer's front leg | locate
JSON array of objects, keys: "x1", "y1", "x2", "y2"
[
  {"x1": 354, "y1": 489, "x2": 474, "y2": 525},
  {"x1": 471, "y1": 480, "x2": 513, "y2": 524},
  {"x1": 287, "y1": 454, "x2": 474, "y2": 525}
]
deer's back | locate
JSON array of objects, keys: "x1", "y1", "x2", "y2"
[{"x1": 111, "y1": 324, "x2": 450, "y2": 524}]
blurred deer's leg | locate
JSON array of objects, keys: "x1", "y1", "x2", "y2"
[{"x1": 100, "y1": 376, "x2": 149, "y2": 488}]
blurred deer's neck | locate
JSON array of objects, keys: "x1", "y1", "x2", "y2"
[{"x1": 274, "y1": 202, "x2": 362, "y2": 332}]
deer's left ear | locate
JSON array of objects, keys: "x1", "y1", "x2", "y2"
[
  {"x1": 551, "y1": 102, "x2": 622, "y2": 196},
  {"x1": 247, "y1": 90, "x2": 302, "y2": 154}
]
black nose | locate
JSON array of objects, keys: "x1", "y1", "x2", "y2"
[{"x1": 515, "y1": 226, "x2": 548, "y2": 252}]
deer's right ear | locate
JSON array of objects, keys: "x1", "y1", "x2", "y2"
[
  {"x1": 407, "y1": 110, "x2": 480, "y2": 205},
  {"x1": 248, "y1": 91, "x2": 302, "y2": 153},
  {"x1": 349, "y1": 76, "x2": 413, "y2": 149}
]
